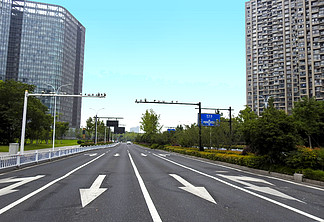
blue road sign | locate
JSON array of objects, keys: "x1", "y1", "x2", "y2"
[
  {"x1": 200, "y1": 113, "x2": 220, "y2": 126},
  {"x1": 167, "y1": 128, "x2": 176, "y2": 132}
]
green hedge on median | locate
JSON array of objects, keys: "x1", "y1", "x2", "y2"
[
  {"x1": 161, "y1": 146, "x2": 266, "y2": 169},
  {"x1": 156, "y1": 145, "x2": 324, "y2": 182}
]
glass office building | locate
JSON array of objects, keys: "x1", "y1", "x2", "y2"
[{"x1": 0, "y1": 0, "x2": 85, "y2": 128}]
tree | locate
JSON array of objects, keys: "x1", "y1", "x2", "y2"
[
  {"x1": 247, "y1": 98, "x2": 298, "y2": 162},
  {"x1": 85, "y1": 117, "x2": 108, "y2": 142},
  {"x1": 26, "y1": 105, "x2": 52, "y2": 144},
  {"x1": 96, "y1": 120, "x2": 106, "y2": 142},
  {"x1": 85, "y1": 117, "x2": 95, "y2": 140},
  {"x1": 293, "y1": 97, "x2": 324, "y2": 148},
  {"x1": 236, "y1": 106, "x2": 258, "y2": 148},
  {"x1": 56, "y1": 122, "x2": 70, "y2": 140},
  {"x1": 176, "y1": 124, "x2": 198, "y2": 148},
  {"x1": 0, "y1": 80, "x2": 52, "y2": 144},
  {"x1": 140, "y1": 109, "x2": 162, "y2": 143}
]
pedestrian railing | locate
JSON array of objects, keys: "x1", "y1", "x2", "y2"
[{"x1": 0, "y1": 144, "x2": 117, "y2": 169}]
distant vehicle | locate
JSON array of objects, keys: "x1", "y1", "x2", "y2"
[{"x1": 127, "y1": 141, "x2": 132, "y2": 145}]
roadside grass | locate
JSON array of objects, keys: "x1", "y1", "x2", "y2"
[{"x1": 0, "y1": 140, "x2": 79, "y2": 152}]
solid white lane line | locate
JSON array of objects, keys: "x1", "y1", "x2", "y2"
[
  {"x1": 0, "y1": 153, "x2": 105, "y2": 215},
  {"x1": 153, "y1": 154, "x2": 324, "y2": 222},
  {"x1": 128, "y1": 151, "x2": 162, "y2": 222}
]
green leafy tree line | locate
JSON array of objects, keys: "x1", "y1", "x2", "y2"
[
  {"x1": 85, "y1": 117, "x2": 108, "y2": 142},
  {"x1": 0, "y1": 80, "x2": 70, "y2": 145},
  {"x1": 136, "y1": 97, "x2": 324, "y2": 163}
]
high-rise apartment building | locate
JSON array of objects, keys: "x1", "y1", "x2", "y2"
[
  {"x1": 0, "y1": 0, "x2": 85, "y2": 128},
  {"x1": 245, "y1": 0, "x2": 324, "y2": 115}
]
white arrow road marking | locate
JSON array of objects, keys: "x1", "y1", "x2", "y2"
[
  {"x1": 141, "y1": 153, "x2": 147, "y2": 157},
  {"x1": 170, "y1": 174, "x2": 216, "y2": 204},
  {"x1": 154, "y1": 154, "x2": 324, "y2": 222},
  {"x1": 0, "y1": 153, "x2": 105, "y2": 215},
  {"x1": 80, "y1": 175, "x2": 107, "y2": 208},
  {"x1": 0, "y1": 175, "x2": 45, "y2": 197},
  {"x1": 114, "y1": 153, "x2": 120, "y2": 157},
  {"x1": 217, "y1": 174, "x2": 304, "y2": 203}
]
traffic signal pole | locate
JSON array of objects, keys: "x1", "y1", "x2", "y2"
[
  {"x1": 135, "y1": 99, "x2": 204, "y2": 151},
  {"x1": 20, "y1": 91, "x2": 106, "y2": 154}
]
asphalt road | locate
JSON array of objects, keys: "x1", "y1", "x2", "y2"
[{"x1": 0, "y1": 143, "x2": 323, "y2": 222}]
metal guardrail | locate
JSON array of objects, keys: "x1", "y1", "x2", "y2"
[{"x1": 0, "y1": 143, "x2": 117, "y2": 169}]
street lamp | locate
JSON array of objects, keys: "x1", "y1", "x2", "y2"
[
  {"x1": 46, "y1": 83, "x2": 72, "y2": 151},
  {"x1": 260, "y1": 95, "x2": 271, "y2": 109},
  {"x1": 90, "y1": 108, "x2": 105, "y2": 144}
]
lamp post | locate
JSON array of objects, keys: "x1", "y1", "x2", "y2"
[
  {"x1": 46, "y1": 83, "x2": 72, "y2": 151},
  {"x1": 260, "y1": 95, "x2": 271, "y2": 109},
  {"x1": 90, "y1": 108, "x2": 105, "y2": 144}
]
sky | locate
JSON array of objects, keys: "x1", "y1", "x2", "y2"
[{"x1": 36, "y1": 0, "x2": 248, "y2": 131}]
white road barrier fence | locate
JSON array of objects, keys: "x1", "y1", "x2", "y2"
[{"x1": 0, "y1": 144, "x2": 117, "y2": 169}]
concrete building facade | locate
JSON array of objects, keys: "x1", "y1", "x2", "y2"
[
  {"x1": 245, "y1": 0, "x2": 324, "y2": 115},
  {"x1": 0, "y1": 0, "x2": 85, "y2": 128}
]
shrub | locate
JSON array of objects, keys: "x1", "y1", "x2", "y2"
[
  {"x1": 158, "y1": 144, "x2": 165, "y2": 149},
  {"x1": 77, "y1": 140, "x2": 84, "y2": 144},
  {"x1": 151, "y1": 145, "x2": 324, "y2": 182},
  {"x1": 285, "y1": 147, "x2": 324, "y2": 170},
  {"x1": 302, "y1": 168, "x2": 324, "y2": 182},
  {"x1": 268, "y1": 165, "x2": 296, "y2": 175},
  {"x1": 150, "y1": 144, "x2": 159, "y2": 149}
]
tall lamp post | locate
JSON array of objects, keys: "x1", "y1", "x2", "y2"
[
  {"x1": 90, "y1": 108, "x2": 105, "y2": 144},
  {"x1": 260, "y1": 95, "x2": 271, "y2": 109},
  {"x1": 46, "y1": 83, "x2": 72, "y2": 151}
]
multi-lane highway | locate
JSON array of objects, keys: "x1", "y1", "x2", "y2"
[{"x1": 0, "y1": 143, "x2": 323, "y2": 222}]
